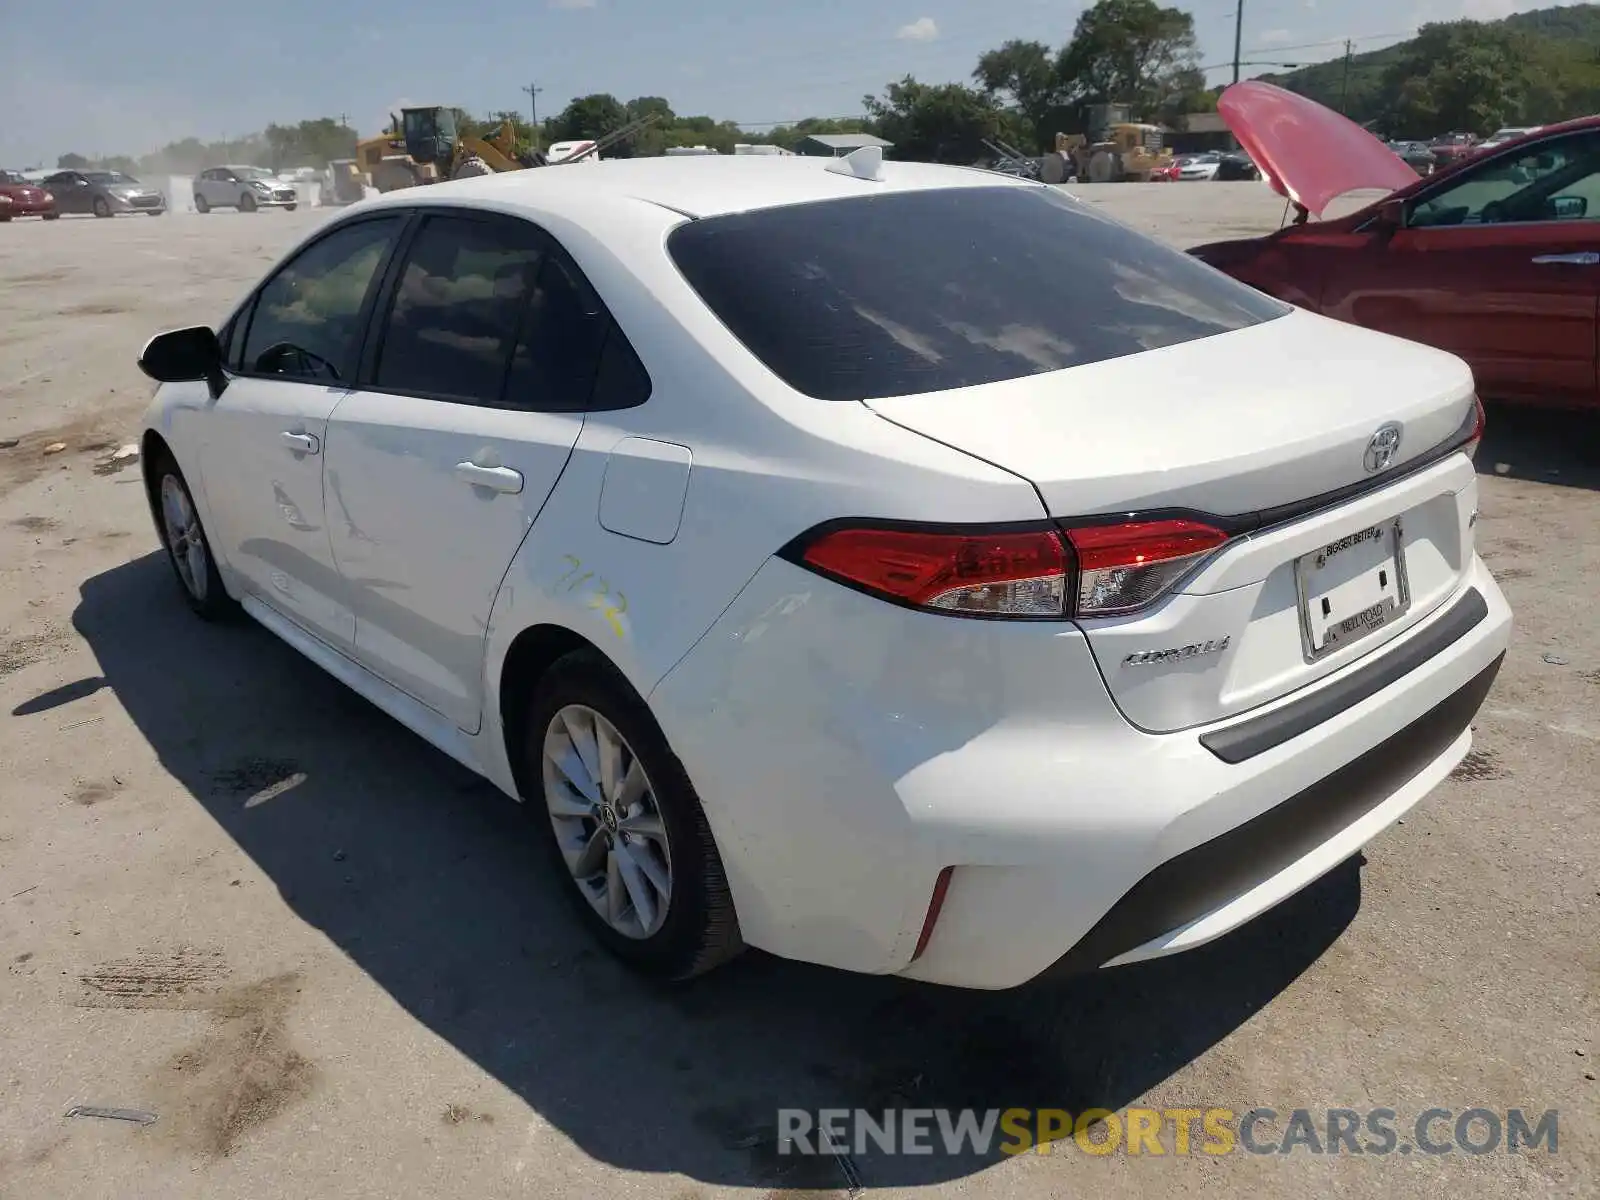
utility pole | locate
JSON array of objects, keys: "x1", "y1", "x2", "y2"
[
  {"x1": 1231, "y1": 0, "x2": 1244, "y2": 86},
  {"x1": 1338, "y1": 40, "x2": 1354, "y2": 114},
  {"x1": 522, "y1": 82, "x2": 544, "y2": 150}
]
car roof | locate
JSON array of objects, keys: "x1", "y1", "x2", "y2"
[{"x1": 355, "y1": 154, "x2": 1037, "y2": 222}]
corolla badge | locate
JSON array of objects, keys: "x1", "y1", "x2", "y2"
[
  {"x1": 1364, "y1": 422, "x2": 1403, "y2": 474},
  {"x1": 1123, "y1": 636, "x2": 1231, "y2": 667}
]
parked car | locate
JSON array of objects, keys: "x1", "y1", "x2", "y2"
[
  {"x1": 1192, "y1": 82, "x2": 1600, "y2": 408},
  {"x1": 1387, "y1": 140, "x2": 1437, "y2": 175},
  {"x1": 42, "y1": 169, "x2": 166, "y2": 217},
  {"x1": 134, "y1": 154, "x2": 1509, "y2": 988},
  {"x1": 1429, "y1": 131, "x2": 1478, "y2": 167},
  {"x1": 0, "y1": 169, "x2": 58, "y2": 219},
  {"x1": 1478, "y1": 125, "x2": 1543, "y2": 153},
  {"x1": 1148, "y1": 160, "x2": 1181, "y2": 181},
  {"x1": 1178, "y1": 151, "x2": 1223, "y2": 181},
  {"x1": 193, "y1": 165, "x2": 299, "y2": 213},
  {"x1": 1214, "y1": 150, "x2": 1260, "y2": 181}
]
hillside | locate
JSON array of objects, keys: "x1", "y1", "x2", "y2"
[{"x1": 1256, "y1": 3, "x2": 1600, "y2": 133}]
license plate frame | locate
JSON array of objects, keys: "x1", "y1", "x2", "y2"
[{"x1": 1294, "y1": 518, "x2": 1411, "y2": 662}]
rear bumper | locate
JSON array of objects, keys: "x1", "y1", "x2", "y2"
[
  {"x1": 903, "y1": 560, "x2": 1510, "y2": 988},
  {"x1": 653, "y1": 554, "x2": 1511, "y2": 989},
  {"x1": 1047, "y1": 646, "x2": 1501, "y2": 978}
]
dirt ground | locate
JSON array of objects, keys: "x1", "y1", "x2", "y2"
[{"x1": 1, "y1": 187, "x2": 1596, "y2": 1199}]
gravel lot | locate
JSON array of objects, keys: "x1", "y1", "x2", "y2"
[{"x1": 1, "y1": 185, "x2": 1596, "y2": 1199}]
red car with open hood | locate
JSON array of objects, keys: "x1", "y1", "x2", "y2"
[
  {"x1": 0, "y1": 171, "x2": 59, "y2": 220},
  {"x1": 1190, "y1": 81, "x2": 1600, "y2": 409}
]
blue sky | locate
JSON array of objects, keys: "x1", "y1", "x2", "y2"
[{"x1": 0, "y1": 0, "x2": 1574, "y2": 165}]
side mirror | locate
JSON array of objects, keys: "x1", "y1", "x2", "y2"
[
  {"x1": 138, "y1": 326, "x2": 224, "y2": 394},
  {"x1": 1547, "y1": 194, "x2": 1587, "y2": 220},
  {"x1": 1372, "y1": 197, "x2": 1406, "y2": 236}
]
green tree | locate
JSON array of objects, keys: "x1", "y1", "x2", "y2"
[
  {"x1": 862, "y1": 77, "x2": 1009, "y2": 164},
  {"x1": 1381, "y1": 22, "x2": 1532, "y2": 136},
  {"x1": 973, "y1": 39, "x2": 1069, "y2": 148},
  {"x1": 546, "y1": 93, "x2": 631, "y2": 152},
  {"x1": 57, "y1": 152, "x2": 89, "y2": 169},
  {"x1": 1057, "y1": 0, "x2": 1200, "y2": 118}
]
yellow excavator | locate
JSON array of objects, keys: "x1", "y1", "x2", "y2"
[{"x1": 360, "y1": 106, "x2": 664, "y2": 193}]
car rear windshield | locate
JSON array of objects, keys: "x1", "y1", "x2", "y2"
[{"x1": 666, "y1": 184, "x2": 1289, "y2": 402}]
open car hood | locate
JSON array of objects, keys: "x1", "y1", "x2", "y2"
[{"x1": 1217, "y1": 80, "x2": 1419, "y2": 218}]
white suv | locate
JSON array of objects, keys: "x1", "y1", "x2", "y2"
[{"x1": 193, "y1": 165, "x2": 299, "y2": 213}]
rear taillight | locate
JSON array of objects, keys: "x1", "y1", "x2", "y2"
[
  {"x1": 1065, "y1": 519, "x2": 1230, "y2": 617},
  {"x1": 794, "y1": 526, "x2": 1068, "y2": 617},
  {"x1": 1464, "y1": 394, "x2": 1486, "y2": 461},
  {"x1": 786, "y1": 517, "x2": 1229, "y2": 620}
]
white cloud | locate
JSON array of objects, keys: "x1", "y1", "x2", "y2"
[
  {"x1": 549, "y1": 0, "x2": 597, "y2": 8},
  {"x1": 1258, "y1": 28, "x2": 1292, "y2": 44},
  {"x1": 896, "y1": 16, "x2": 940, "y2": 41}
]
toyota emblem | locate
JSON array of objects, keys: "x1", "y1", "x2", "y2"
[{"x1": 1364, "y1": 423, "x2": 1403, "y2": 474}]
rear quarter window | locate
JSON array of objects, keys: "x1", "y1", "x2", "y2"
[{"x1": 667, "y1": 184, "x2": 1289, "y2": 402}]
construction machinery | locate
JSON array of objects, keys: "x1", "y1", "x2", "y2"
[
  {"x1": 360, "y1": 106, "x2": 666, "y2": 193},
  {"x1": 981, "y1": 137, "x2": 1041, "y2": 180},
  {"x1": 319, "y1": 158, "x2": 367, "y2": 206},
  {"x1": 1040, "y1": 104, "x2": 1173, "y2": 184}
]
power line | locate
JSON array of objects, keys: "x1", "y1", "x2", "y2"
[{"x1": 1241, "y1": 30, "x2": 1417, "y2": 56}]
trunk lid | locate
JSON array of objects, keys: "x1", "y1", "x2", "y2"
[
  {"x1": 867, "y1": 308, "x2": 1481, "y2": 733},
  {"x1": 1217, "y1": 80, "x2": 1421, "y2": 218},
  {"x1": 864, "y1": 307, "x2": 1474, "y2": 520}
]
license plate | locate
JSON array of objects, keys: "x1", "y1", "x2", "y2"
[{"x1": 1294, "y1": 519, "x2": 1410, "y2": 660}]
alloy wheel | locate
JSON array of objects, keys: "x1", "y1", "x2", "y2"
[
  {"x1": 160, "y1": 474, "x2": 209, "y2": 604},
  {"x1": 541, "y1": 704, "x2": 673, "y2": 940}
]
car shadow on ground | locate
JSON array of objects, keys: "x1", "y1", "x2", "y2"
[
  {"x1": 41, "y1": 552, "x2": 1361, "y2": 1189},
  {"x1": 1477, "y1": 403, "x2": 1600, "y2": 491}
]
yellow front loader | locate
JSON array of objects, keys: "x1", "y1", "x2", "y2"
[
  {"x1": 378, "y1": 106, "x2": 665, "y2": 190},
  {"x1": 1041, "y1": 122, "x2": 1173, "y2": 184}
]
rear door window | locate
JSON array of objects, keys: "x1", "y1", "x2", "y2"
[
  {"x1": 371, "y1": 214, "x2": 544, "y2": 405},
  {"x1": 667, "y1": 184, "x2": 1289, "y2": 402},
  {"x1": 500, "y1": 253, "x2": 613, "y2": 412}
]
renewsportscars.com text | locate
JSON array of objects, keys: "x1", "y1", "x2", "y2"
[{"x1": 777, "y1": 1106, "x2": 1558, "y2": 1157}]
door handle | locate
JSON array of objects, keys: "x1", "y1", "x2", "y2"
[
  {"x1": 280, "y1": 431, "x2": 319, "y2": 454},
  {"x1": 1530, "y1": 252, "x2": 1600, "y2": 265},
  {"x1": 455, "y1": 461, "x2": 524, "y2": 494}
]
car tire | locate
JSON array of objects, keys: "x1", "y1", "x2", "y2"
[
  {"x1": 284, "y1": 203, "x2": 297, "y2": 212},
  {"x1": 524, "y1": 649, "x2": 743, "y2": 982},
  {"x1": 194, "y1": 194, "x2": 209, "y2": 213},
  {"x1": 0, "y1": 212, "x2": 9, "y2": 222},
  {"x1": 239, "y1": 192, "x2": 257, "y2": 212},
  {"x1": 150, "y1": 453, "x2": 236, "y2": 621},
  {"x1": 42, "y1": 212, "x2": 59, "y2": 220},
  {"x1": 92, "y1": 196, "x2": 111, "y2": 218}
]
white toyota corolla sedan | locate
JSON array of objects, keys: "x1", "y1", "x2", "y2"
[{"x1": 136, "y1": 150, "x2": 1511, "y2": 990}]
